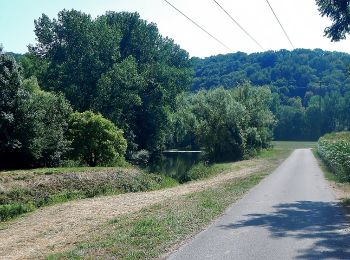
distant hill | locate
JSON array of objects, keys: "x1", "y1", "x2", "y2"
[
  {"x1": 192, "y1": 49, "x2": 350, "y2": 99},
  {"x1": 5, "y1": 52, "x2": 23, "y2": 62}
]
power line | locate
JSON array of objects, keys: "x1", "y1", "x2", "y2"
[
  {"x1": 265, "y1": 0, "x2": 295, "y2": 49},
  {"x1": 163, "y1": 0, "x2": 233, "y2": 52},
  {"x1": 212, "y1": 0, "x2": 265, "y2": 51}
]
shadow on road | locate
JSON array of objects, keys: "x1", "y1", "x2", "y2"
[{"x1": 220, "y1": 201, "x2": 350, "y2": 259}]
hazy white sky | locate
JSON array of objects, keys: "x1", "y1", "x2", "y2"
[{"x1": 1, "y1": 0, "x2": 350, "y2": 57}]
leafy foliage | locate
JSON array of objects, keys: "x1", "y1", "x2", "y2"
[
  {"x1": 193, "y1": 49, "x2": 350, "y2": 140},
  {"x1": 0, "y1": 51, "x2": 72, "y2": 168},
  {"x1": 318, "y1": 132, "x2": 350, "y2": 182},
  {"x1": 193, "y1": 49, "x2": 350, "y2": 95},
  {"x1": 316, "y1": 0, "x2": 350, "y2": 41},
  {"x1": 29, "y1": 10, "x2": 193, "y2": 154},
  {"x1": 172, "y1": 83, "x2": 275, "y2": 161},
  {"x1": 20, "y1": 77, "x2": 73, "y2": 166},
  {"x1": 0, "y1": 49, "x2": 24, "y2": 160},
  {"x1": 68, "y1": 111, "x2": 127, "y2": 166}
]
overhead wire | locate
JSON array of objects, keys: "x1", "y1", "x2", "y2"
[
  {"x1": 265, "y1": 0, "x2": 295, "y2": 49},
  {"x1": 163, "y1": 0, "x2": 233, "y2": 52},
  {"x1": 212, "y1": 0, "x2": 265, "y2": 51}
]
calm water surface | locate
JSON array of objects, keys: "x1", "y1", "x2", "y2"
[{"x1": 148, "y1": 151, "x2": 203, "y2": 183}]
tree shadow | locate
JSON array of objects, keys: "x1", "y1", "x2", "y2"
[{"x1": 220, "y1": 201, "x2": 350, "y2": 259}]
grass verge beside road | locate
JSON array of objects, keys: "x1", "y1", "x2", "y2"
[
  {"x1": 49, "y1": 174, "x2": 267, "y2": 260},
  {"x1": 48, "y1": 141, "x2": 315, "y2": 259}
]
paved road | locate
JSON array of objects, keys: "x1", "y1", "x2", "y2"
[{"x1": 168, "y1": 149, "x2": 350, "y2": 260}]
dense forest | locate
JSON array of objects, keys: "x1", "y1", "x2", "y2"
[
  {"x1": 1, "y1": 6, "x2": 350, "y2": 169},
  {"x1": 193, "y1": 49, "x2": 350, "y2": 140}
]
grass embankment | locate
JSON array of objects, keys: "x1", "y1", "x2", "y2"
[
  {"x1": 0, "y1": 141, "x2": 313, "y2": 223},
  {"x1": 48, "y1": 141, "x2": 314, "y2": 259},
  {"x1": 0, "y1": 167, "x2": 177, "y2": 221}
]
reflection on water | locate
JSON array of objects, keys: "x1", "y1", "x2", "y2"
[{"x1": 148, "y1": 151, "x2": 203, "y2": 183}]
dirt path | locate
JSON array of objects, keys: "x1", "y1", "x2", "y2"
[{"x1": 0, "y1": 159, "x2": 270, "y2": 259}]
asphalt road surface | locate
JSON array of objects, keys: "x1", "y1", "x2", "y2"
[{"x1": 168, "y1": 149, "x2": 350, "y2": 260}]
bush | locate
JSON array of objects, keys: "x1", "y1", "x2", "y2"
[
  {"x1": 130, "y1": 150, "x2": 151, "y2": 165},
  {"x1": 318, "y1": 132, "x2": 350, "y2": 182},
  {"x1": 68, "y1": 111, "x2": 127, "y2": 166},
  {"x1": 0, "y1": 203, "x2": 35, "y2": 221},
  {"x1": 187, "y1": 162, "x2": 214, "y2": 180}
]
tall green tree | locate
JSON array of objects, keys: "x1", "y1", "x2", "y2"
[
  {"x1": 173, "y1": 84, "x2": 275, "y2": 161},
  {"x1": 30, "y1": 10, "x2": 193, "y2": 154},
  {"x1": 30, "y1": 10, "x2": 121, "y2": 111},
  {"x1": 95, "y1": 56, "x2": 143, "y2": 152},
  {"x1": 0, "y1": 49, "x2": 26, "y2": 167},
  {"x1": 20, "y1": 77, "x2": 73, "y2": 167},
  {"x1": 0, "y1": 50, "x2": 72, "y2": 168}
]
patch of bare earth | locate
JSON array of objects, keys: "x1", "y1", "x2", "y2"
[{"x1": 0, "y1": 159, "x2": 271, "y2": 259}]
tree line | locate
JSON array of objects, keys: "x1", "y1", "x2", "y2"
[
  {"x1": 1, "y1": 10, "x2": 193, "y2": 168},
  {"x1": 2, "y1": 7, "x2": 349, "y2": 168},
  {"x1": 0, "y1": 50, "x2": 128, "y2": 168},
  {"x1": 193, "y1": 49, "x2": 350, "y2": 140}
]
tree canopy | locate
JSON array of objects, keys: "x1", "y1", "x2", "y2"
[
  {"x1": 0, "y1": 50, "x2": 72, "y2": 168},
  {"x1": 28, "y1": 10, "x2": 193, "y2": 155},
  {"x1": 316, "y1": 0, "x2": 350, "y2": 41},
  {"x1": 171, "y1": 83, "x2": 275, "y2": 161},
  {"x1": 192, "y1": 49, "x2": 350, "y2": 140},
  {"x1": 68, "y1": 111, "x2": 127, "y2": 166}
]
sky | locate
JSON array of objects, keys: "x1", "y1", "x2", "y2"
[{"x1": 1, "y1": 0, "x2": 350, "y2": 58}]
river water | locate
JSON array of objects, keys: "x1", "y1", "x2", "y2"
[{"x1": 148, "y1": 151, "x2": 203, "y2": 183}]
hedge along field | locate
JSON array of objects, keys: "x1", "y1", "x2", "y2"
[{"x1": 317, "y1": 132, "x2": 350, "y2": 182}]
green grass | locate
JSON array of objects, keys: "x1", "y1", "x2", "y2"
[
  {"x1": 186, "y1": 141, "x2": 314, "y2": 181},
  {"x1": 48, "y1": 173, "x2": 267, "y2": 260},
  {"x1": 342, "y1": 197, "x2": 350, "y2": 206},
  {"x1": 0, "y1": 169, "x2": 178, "y2": 222},
  {"x1": 187, "y1": 162, "x2": 241, "y2": 181},
  {"x1": 0, "y1": 141, "x2": 313, "y2": 223},
  {"x1": 47, "y1": 141, "x2": 306, "y2": 259},
  {"x1": 0, "y1": 166, "x2": 119, "y2": 175},
  {"x1": 272, "y1": 141, "x2": 317, "y2": 150}
]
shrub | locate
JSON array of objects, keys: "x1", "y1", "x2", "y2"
[
  {"x1": 318, "y1": 132, "x2": 350, "y2": 182},
  {"x1": 68, "y1": 111, "x2": 127, "y2": 166},
  {"x1": 0, "y1": 203, "x2": 35, "y2": 221},
  {"x1": 130, "y1": 150, "x2": 151, "y2": 165},
  {"x1": 187, "y1": 162, "x2": 214, "y2": 181}
]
